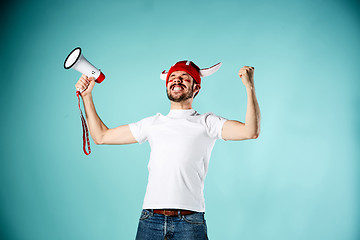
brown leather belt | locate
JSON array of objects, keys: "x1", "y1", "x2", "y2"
[{"x1": 152, "y1": 209, "x2": 195, "y2": 216}]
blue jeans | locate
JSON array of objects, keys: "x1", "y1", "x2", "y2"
[{"x1": 135, "y1": 209, "x2": 209, "y2": 240}]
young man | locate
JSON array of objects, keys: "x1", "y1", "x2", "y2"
[{"x1": 75, "y1": 60, "x2": 261, "y2": 240}]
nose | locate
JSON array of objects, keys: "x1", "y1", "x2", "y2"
[{"x1": 173, "y1": 77, "x2": 183, "y2": 84}]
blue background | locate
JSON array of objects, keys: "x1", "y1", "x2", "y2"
[{"x1": 0, "y1": 0, "x2": 359, "y2": 239}]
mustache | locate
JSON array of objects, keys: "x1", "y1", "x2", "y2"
[{"x1": 171, "y1": 84, "x2": 186, "y2": 89}]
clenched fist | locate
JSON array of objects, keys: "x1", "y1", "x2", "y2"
[
  {"x1": 75, "y1": 74, "x2": 96, "y2": 97},
  {"x1": 238, "y1": 66, "x2": 255, "y2": 88}
]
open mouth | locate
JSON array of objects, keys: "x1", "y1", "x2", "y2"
[{"x1": 171, "y1": 84, "x2": 185, "y2": 91}]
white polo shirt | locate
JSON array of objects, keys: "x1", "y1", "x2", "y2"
[{"x1": 128, "y1": 109, "x2": 227, "y2": 212}]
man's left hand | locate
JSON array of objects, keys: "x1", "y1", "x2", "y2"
[{"x1": 238, "y1": 66, "x2": 255, "y2": 88}]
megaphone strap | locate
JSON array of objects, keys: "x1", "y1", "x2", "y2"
[{"x1": 76, "y1": 91, "x2": 91, "y2": 155}]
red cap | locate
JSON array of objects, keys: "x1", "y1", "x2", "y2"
[
  {"x1": 166, "y1": 61, "x2": 201, "y2": 86},
  {"x1": 96, "y1": 72, "x2": 105, "y2": 83}
]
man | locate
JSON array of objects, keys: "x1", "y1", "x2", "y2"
[{"x1": 75, "y1": 60, "x2": 261, "y2": 239}]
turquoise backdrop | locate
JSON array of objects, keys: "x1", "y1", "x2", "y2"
[{"x1": 0, "y1": 0, "x2": 359, "y2": 239}]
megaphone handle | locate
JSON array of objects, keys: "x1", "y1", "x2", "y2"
[{"x1": 77, "y1": 87, "x2": 85, "y2": 93}]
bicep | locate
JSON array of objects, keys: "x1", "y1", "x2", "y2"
[
  {"x1": 100, "y1": 124, "x2": 138, "y2": 145},
  {"x1": 222, "y1": 120, "x2": 253, "y2": 141}
]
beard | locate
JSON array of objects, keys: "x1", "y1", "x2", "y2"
[{"x1": 166, "y1": 82, "x2": 195, "y2": 102}]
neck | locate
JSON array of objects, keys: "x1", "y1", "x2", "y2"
[{"x1": 169, "y1": 99, "x2": 193, "y2": 110}]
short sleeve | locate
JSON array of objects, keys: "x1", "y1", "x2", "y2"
[
  {"x1": 128, "y1": 116, "x2": 155, "y2": 144},
  {"x1": 203, "y1": 113, "x2": 228, "y2": 140}
]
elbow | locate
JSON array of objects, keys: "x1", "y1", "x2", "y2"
[
  {"x1": 93, "y1": 137, "x2": 104, "y2": 145},
  {"x1": 93, "y1": 130, "x2": 107, "y2": 145},
  {"x1": 250, "y1": 131, "x2": 260, "y2": 139}
]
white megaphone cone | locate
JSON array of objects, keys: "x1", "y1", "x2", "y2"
[{"x1": 64, "y1": 47, "x2": 105, "y2": 93}]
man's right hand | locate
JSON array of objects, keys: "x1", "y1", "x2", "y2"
[{"x1": 75, "y1": 74, "x2": 96, "y2": 97}]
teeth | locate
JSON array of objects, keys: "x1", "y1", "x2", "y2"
[{"x1": 173, "y1": 87, "x2": 183, "y2": 91}]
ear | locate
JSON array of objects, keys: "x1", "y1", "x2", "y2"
[
  {"x1": 193, "y1": 83, "x2": 200, "y2": 94},
  {"x1": 195, "y1": 83, "x2": 201, "y2": 90},
  {"x1": 193, "y1": 84, "x2": 200, "y2": 98}
]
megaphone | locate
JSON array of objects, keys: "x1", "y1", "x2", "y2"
[{"x1": 64, "y1": 47, "x2": 105, "y2": 93}]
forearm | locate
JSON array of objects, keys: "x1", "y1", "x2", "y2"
[
  {"x1": 244, "y1": 86, "x2": 261, "y2": 138},
  {"x1": 81, "y1": 94, "x2": 108, "y2": 144}
]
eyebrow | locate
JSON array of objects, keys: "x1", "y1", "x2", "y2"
[{"x1": 170, "y1": 73, "x2": 189, "y2": 78}]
